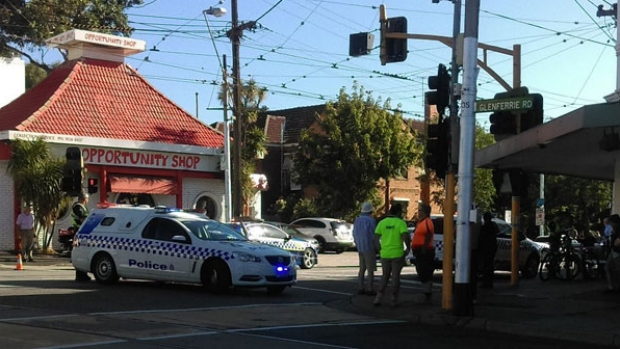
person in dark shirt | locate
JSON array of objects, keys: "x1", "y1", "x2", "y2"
[{"x1": 479, "y1": 212, "x2": 498, "y2": 289}]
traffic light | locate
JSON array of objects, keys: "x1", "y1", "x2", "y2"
[
  {"x1": 489, "y1": 110, "x2": 516, "y2": 136},
  {"x1": 61, "y1": 147, "x2": 83, "y2": 197},
  {"x1": 87, "y1": 178, "x2": 99, "y2": 194},
  {"x1": 427, "y1": 63, "x2": 451, "y2": 115},
  {"x1": 381, "y1": 16, "x2": 407, "y2": 64},
  {"x1": 425, "y1": 119, "x2": 449, "y2": 179},
  {"x1": 349, "y1": 32, "x2": 374, "y2": 57},
  {"x1": 520, "y1": 93, "x2": 543, "y2": 132}
]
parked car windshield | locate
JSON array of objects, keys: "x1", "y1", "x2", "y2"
[{"x1": 180, "y1": 220, "x2": 246, "y2": 241}]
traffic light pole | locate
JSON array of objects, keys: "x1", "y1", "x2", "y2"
[
  {"x1": 453, "y1": 0, "x2": 479, "y2": 317},
  {"x1": 441, "y1": 0, "x2": 461, "y2": 312}
]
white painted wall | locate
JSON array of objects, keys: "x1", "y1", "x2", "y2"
[
  {"x1": 183, "y1": 177, "x2": 225, "y2": 221},
  {"x1": 0, "y1": 57, "x2": 25, "y2": 109},
  {"x1": 0, "y1": 162, "x2": 15, "y2": 250}
]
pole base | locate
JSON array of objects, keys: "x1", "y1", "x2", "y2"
[{"x1": 453, "y1": 282, "x2": 474, "y2": 316}]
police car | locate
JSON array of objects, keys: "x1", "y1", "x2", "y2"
[
  {"x1": 71, "y1": 206, "x2": 296, "y2": 294},
  {"x1": 408, "y1": 215, "x2": 544, "y2": 278},
  {"x1": 227, "y1": 221, "x2": 319, "y2": 269}
]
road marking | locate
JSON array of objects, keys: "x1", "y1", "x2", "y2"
[
  {"x1": 37, "y1": 340, "x2": 126, "y2": 349},
  {"x1": 137, "y1": 331, "x2": 219, "y2": 341},
  {"x1": 88, "y1": 302, "x2": 324, "y2": 316}
]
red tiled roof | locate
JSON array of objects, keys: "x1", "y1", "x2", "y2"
[
  {"x1": 0, "y1": 58, "x2": 223, "y2": 149},
  {"x1": 264, "y1": 115, "x2": 285, "y2": 144}
]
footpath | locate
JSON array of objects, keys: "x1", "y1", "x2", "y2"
[
  {"x1": 2, "y1": 250, "x2": 620, "y2": 346},
  {"x1": 345, "y1": 269, "x2": 620, "y2": 347}
]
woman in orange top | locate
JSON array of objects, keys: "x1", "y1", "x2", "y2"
[{"x1": 411, "y1": 202, "x2": 435, "y2": 304}]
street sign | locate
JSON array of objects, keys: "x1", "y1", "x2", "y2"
[
  {"x1": 475, "y1": 96, "x2": 535, "y2": 113},
  {"x1": 535, "y1": 207, "x2": 545, "y2": 226}
]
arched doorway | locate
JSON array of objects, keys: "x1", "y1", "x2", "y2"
[
  {"x1": 194, "y1": 195, "x2": 217, "y2": 220},
  {"x1": 115, "y1": 193, "x2": 156, "y2": 207}
]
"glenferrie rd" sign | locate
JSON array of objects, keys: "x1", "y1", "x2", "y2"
[{"x1": 475, "y1": 96, "x2": 534, "y2": 113}]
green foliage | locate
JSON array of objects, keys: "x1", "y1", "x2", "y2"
[
  {"x1": 293, "y1": 198, "x2": 319, "y2": 219},
  {"x1": 293, "y1": 83, "x2": 422, "y2": 219},
  {"x1": 218, "y1": 79, "x2": 269, "y2": 213},
  {"x1": 473, "y1": 123, "x2": 497, "y2": 213},
  {"x1": 25, "y1": 63, "x2": 48, "y2": 89},
  {"x1": 430, "y1": 122, "x2": 496, "y2": 213},
  {"x1": 1, "y1": 0, "x2": 142, "y2": 71},
  {"x1": 544, "y1": 175, "x2": 612, "y2": 227},
  {"x1": 7, "y1": 138, "x2": 65, "y2": 250}
]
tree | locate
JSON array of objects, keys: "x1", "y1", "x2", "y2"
[
  {"x1": 1, "y1": 0, "x2": 142, "y2": 73},
  {"x1": 219, "y1": 79, "x2": 268, "y2": 215},
  {"x1": 544, "y1": 175, "x2": 612, "y2": 230},
  {"x1": 430, "y1": 122, "x2": 496, "y2": 214},
  {"x1": 7, "y1": 138, "x2": 66, "y2": 252},
  {"x1": 293, "y1": 83, "x2": 422, "y2": 220},
  {"x1": 473, "y1": 123, "x2": 497, "y2": 213}
]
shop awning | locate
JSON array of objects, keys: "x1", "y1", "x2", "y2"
[{"x1": 108, "y1": 175, "x2": 178, "y2": 195}]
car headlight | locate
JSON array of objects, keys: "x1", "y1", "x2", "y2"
[{"x1": 232, "y1": 251, "x2": 262, "y2": 263}]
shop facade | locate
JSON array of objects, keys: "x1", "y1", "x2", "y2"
[{"x1": 0, "y1": 30, "x2": 226, "y2": 251}]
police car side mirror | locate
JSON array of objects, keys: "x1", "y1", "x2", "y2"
[{"x1": 172, "y1": 235, "x2": 188, "y2": 243}]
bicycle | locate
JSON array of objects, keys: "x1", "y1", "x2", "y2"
[
  {"x1": 580, "y1": 244, "x2": 602, "y2": 280},
  {"x1": 539, "y1": 234, "x2": 582, "y2": 281}
]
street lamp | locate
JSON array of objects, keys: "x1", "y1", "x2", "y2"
[{"x1": 204, "y1": 6, "x2": 232, "y2": 222}]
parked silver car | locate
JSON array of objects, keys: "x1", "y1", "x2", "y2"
[
  {"x1": 289, "y1": 217, "x2": 355, "y2": 254},
  {"x1": 227, "y1": 221, "x2": 319, "y2": 269}
]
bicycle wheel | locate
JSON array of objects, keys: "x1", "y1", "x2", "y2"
[
  {"x1": 556, "y1": 253, "x2": 581, "y2": 281},
  {"x1": 539, "y1": 253, "x2": 554, "y2": 281},
  {"x1": 582, "y1": 250, "x2": 600, "y2": 280}
]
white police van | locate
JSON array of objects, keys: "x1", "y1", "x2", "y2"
[{"x1": 71, "y1": 206, "x2": 296, "y2": 294}]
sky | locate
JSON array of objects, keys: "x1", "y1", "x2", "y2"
[{"x1": 112, "y1": 0, "x2": 619, "y2": 129}]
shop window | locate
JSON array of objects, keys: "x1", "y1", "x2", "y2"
[{"x1": 116, "y1": 193, "x2": 155, "y2": 207}]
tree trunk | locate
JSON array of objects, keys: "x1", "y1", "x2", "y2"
[{"x1": 384, "y1": 179, "x2": 391, "y2": 215}]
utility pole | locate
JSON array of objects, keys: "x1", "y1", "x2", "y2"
[
  {"x1": 222, "y1": 54, "x2": 232, "y2": 222},
  {"x1": 230, "y1": 0, "x2": 243, "y2": 218},
  {"x1": 454, "y1": 0, "x2": 479, "y2": 317},
  {"x1": 228, "y1": 0, "x2": 256, "y2": 218}
]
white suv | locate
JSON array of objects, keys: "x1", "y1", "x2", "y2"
[
  {"x1": 289, "y1": 217, "x2": 354, "y2": 253},
  {"x1": 71, "y1": 206, "x2": 296, "y2": 294}
]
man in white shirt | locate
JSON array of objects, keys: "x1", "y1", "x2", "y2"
[{"x1": 15, "y1": 206, "x2": 35, "y2": 262}]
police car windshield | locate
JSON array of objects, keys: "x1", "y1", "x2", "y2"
[{"x1": 180, "y1": 220, "x2": 247, "y2": 241}]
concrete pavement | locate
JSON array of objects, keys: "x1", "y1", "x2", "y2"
[{"x1": 2, "y1": 250, "x2": 620, "y2": 347}]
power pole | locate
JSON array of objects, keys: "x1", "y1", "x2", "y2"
[
  {"x1": 228, "y1": 0, "x2": 256, "y2": 218},
  {"x1": 230, "y1": 0, "x2": 243, "y2": 218}
]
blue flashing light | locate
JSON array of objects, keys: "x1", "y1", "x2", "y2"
[
  {"x1": 154, "y1": 206, "x2": 181, "y2": 214},
  {"x1": 275, "y1": 265, "x2": 290, "y2": 277}
]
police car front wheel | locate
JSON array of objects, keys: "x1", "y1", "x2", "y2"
[{"x1": 201, "y1": 260, "x2": 232, "y2": 294}]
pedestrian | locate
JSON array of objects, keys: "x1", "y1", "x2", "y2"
[
  {"x1": 604, "y1": 214, "x2": 620, "y2": 293},
  {"x1": 373, "y1": 203, "x2": 410, "y2": 307},
  {"x1": 72, "y1": 192, "x2": 91, "y2": 282},
  {"x1": 15, "y1": 205, "x2": 35, "y2": 262},
  {"x1": 479, "y1": 212, "x2": 498, "y2": 289},
  {"x1": 194, "y1": 201, "x2": 207, "y2": 215},
  {"x1": 353, "y1": 202, "x2": 379, "y2": 296},
  {"x1": 71, "y1": 192, "x2": 89, "y2": 232},
  {"x1": 411, "y1": 202, "x2": 435, "y2": 304}
]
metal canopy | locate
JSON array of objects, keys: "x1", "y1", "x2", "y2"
[{"x1": 475, "y1": 102, "x2": 620, "y2": 181}]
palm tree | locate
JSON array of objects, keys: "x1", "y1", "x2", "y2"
[
  {"x1": 7, "y1": 138, "x2": 66, "y2": 253},
  {"x1": 219, "y1": 79, "x2": 269, "y2": 215}
]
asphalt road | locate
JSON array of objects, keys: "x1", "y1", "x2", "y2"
[{"x1": 0, "y1": 252, "x2": 613, "y2": 348}]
